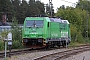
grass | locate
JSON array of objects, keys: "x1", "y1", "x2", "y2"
[
  {"x1": 69, "y1": 41, "x2": 83, "y2": 47},
  {"x1": 68, "y1": 39, "x2": 90, "y2": 48}
]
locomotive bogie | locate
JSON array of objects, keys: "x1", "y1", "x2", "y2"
[{"x1": 23, "y1": 38, "x2": 47, "y2": 48}]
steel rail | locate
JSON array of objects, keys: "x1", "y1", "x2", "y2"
[{"x1": 34, "y1": 45, "x2": 90, "y2": 60}]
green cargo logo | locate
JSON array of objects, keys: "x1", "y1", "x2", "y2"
[
  {"x1": 51, "y1": 33, "x2": 58, "y2": 37},
  {"x1": 30, "y1": 32, "x2": 38, "y2": 34}
]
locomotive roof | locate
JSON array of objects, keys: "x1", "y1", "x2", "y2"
[
  {"x1": 49, "y1": 18, "x2": 69, "y2": 24},
  {"x1": 25, "y1": 17, "x2": 69, "y2": 24},
  {"x1": 49, "y1": 18, "x2": 62, "y2": 22},
  {"x1": 61, "y1": 20, "x2": 69, "y2": 24},
  {"x1": 25, "y1": 17, "x2": 50, "y2": 22}
]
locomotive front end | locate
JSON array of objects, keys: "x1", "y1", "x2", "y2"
[{"x1": 22, "y1": 17, "x2": 46, "y2": 48}]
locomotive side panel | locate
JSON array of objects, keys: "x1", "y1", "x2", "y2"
[
  {"x1": 47, "y1": 22, "x2": 61, "y2": 41},
  {"x1": 46, "y1": 19, "x2": 71, "y2": 47}
]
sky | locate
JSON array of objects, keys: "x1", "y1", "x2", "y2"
[{"x1": 26, "y1": 0, "x2": 79, "y2": 12}]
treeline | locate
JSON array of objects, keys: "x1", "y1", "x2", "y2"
[
  {"x1": 0, "y1": 0, "x2": 54, "y2": 24},
  {"x1": 56, "y1": 0, "x2": 90, "y2": 42}
]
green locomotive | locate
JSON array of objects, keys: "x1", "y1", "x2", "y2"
[{"x1": 22, "y1": 17, "x2": 71, "y2": 48}]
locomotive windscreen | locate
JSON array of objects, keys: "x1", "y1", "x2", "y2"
[{"x1": 25, "y1": 20, "x2": 43, "y2": 27}]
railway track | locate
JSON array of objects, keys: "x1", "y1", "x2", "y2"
[
  {"x1": 0, "y1": 47, "x2": 44, "y2": 58},
  {"x1": 34, "y1": 45, "x2": 90, "y2": 60},
  {"x1": 0, "y1": 48, "x2": 32, "y2": 58},
  {"x1": 0, "y1": 44, "x2": 89, "y2": 59},
  {"x1": 0, "y1": 47, "x2": 59, "y2": 58}
]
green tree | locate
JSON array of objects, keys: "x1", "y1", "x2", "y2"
[
  {"x1": 56, "y1": 7, "x2": 89, "y2": 42},
  {"x1": 18, "y1": 0, "x2": 28, "y2": 23},
  {"x1": 60, "y1": 5, "x2": 65, "y2": 10},
  {"x1": 0, "y1": 0, "x2": 13, "y2": 22},
  {"x1": 76, "y1": 0, "x2": 90, "y2": 39},
  {"x1": 70, "y1": 24, "x2": 77, "y2": 41},
  {"x1": 0, "y1": 30, "x2": 8, "y2": 41},
  {"x1": 28, "y1": 0, "x2": 40, "y2": 16},
  {"x1": 12, "y1": 0, "x2": 21, "y2": 22},
  {"x1": 76, "y1": 0, "x2": 90, "y2": 12},
  {"x1": 36, "y1": 0, "x2": 45, "y2": 14}
]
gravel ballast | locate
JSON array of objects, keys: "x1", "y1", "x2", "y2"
[
  {"x1": 0, "y1": 48, "x2": 90, "y2": 60},
  {"x1": 62, "y1": 51, "x2": 90, "y2": 60}
]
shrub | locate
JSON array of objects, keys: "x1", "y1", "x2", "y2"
[
  {"x1": 12, "y1": 40, "x2": 24, "y2": 49},
  {"x1": 0, "y1": 41, "x2": 4, "y2": 50},
  {"x1": 11, "y1": 17, "x2": 24, "y2": 49},
  {"x1": 76, "y1": 30, "x2": 86, "y2": 43}
]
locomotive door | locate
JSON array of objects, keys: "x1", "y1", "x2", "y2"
[{"x1": 49, "y1": 22, "x2": 60, "y2": 39}]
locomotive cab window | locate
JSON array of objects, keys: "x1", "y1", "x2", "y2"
[
  {"x1": 48, "y1": 22, "x2": 49, "y2": 27},
  {"x1": 25, "y1": 20, "x2": 44, "y2": 27}
]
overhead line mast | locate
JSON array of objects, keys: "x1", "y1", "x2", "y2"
[{"x1": 49, "y1": 0, "x2": 53, "y2": 17}]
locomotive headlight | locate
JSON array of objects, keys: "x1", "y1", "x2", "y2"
[
  {"x1": 38, "y1": 39, "x2": 42, "y2": 42},
  {"x1": 23, "y1": 39, "x2": 28, "y2": 42}
]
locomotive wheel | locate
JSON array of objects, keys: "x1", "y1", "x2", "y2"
[{"x1": 62, "y1": 41, "x2": 66, "y2": 47}]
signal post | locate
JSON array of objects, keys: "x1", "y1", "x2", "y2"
[
  {"x1": 4, "y1": 32, "x2": 12, "y2": 60},
  {"x1": 7, "y1": 32, "x2": 12, "y2": 57}
]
